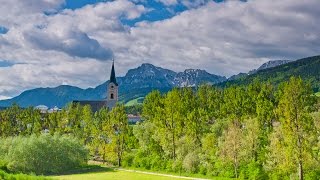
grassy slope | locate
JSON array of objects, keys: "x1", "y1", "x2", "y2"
[{"x1": 125, "y1": 97, "x2": 144, "y2": 106}]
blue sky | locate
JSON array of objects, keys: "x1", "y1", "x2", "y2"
[
  {"x1": 0, "y1": 26, "x2": 8, "y2": 34},
  {"x1": 64, "y1": 0, "x2": 106, "y2": 9},
  {"x1": 0, "y1": 60, "x2": 14, "y2": 67},
  {"x1": 0, "y1": 0, "x2": 319, "y2": 99},
  {"x1": 63, "y1": 0, "x2": 227, "y2": 26}
]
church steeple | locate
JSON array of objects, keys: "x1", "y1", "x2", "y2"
[
  {"x1": 107, "y1": 58, "x2": 118, "y2": 109},
  {"x1": 110, "y1": 59, "x2": 117, "y2": 85}
]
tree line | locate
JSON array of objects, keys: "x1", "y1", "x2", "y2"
[
  {"x1": 0, "y1": 77, "x2": 319, "y2": 179},
  {"x1": 129, "y1": 77, "x2": 320, "y2": 179},
  {"x1": 0, "y1": 103, "x2": 130, "y2": 166}
]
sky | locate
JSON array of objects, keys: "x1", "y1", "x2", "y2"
[{"x1": 0, "y1": 0, "x2": 319, "y2": 100}]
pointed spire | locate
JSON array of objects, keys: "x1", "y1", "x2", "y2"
[{"x1": 110, "y1": 58, "x2": 117, "y2": 85}]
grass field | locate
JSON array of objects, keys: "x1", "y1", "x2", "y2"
[
  {"x1": 125, "y1": 97, "x2": 144, "y2": 106},
  {"x1": 52, "y1": 170, "x2": 183, "y2": 180},
  {"x1": 49, "y1": 165, "x2": 212, "y2": 180},
  {"x1": 49, "y1": 164, "x2": 232, "y2": 180}
]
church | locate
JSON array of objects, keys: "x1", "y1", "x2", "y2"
[{"x1": 73, "y1": 61, "x2": 118, "y2": 111}]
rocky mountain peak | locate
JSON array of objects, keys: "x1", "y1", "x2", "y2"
[{"x1": 257, "y1": 60, "x2": 291, "y2": 71}]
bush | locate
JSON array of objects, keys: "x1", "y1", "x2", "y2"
[
  {"x1": 241, "y1": 161, "x2": 267, "y2": 180},
  {"x1": 132, "y1": 151, "x2": 150, "y2": 169},
  {"x1": 198, "y1": 164, "x2": 207, "y2": 175},
  {"x1": 305, "y1": 169, "x2": 320, "y2": 180},
  {"x1": 122, "y1": 153, "x2": 135, "y2": 167},
  {"x1": 183, "y1": 152, "x2": 199, "y2": 173},
  {"x1": 149, "y1": 155, "x2": 165, "y2": 170},
  {"x1": 0, "y1": 133, "x2": 88, "y2": 175}
]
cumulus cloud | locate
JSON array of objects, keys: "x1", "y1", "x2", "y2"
[
  {"x1": 125, "y1": 0, "x2": 320, "y2": 75},
  {"x1": 155, "y1": 0, "x2": 209, "y2": 8},
  {"x1": 157, "y1": 0, "x2": 178, "y2": 6},
  {"x1": 24, "y1": 29, "x2": 113, "y2": 60},
  {"x1": 0, "y1": 0, "x2": 65, "y2": 27},
  {"x1": 0, "y1": 0, "x2": 319, "y2": 98},
  {"x1": 180, "y1": 0, "x2": 209, "y2": 8}
]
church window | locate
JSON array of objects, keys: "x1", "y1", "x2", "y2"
[{"x1": 110, "y1": 93, "x2": 114, "y2": 99}]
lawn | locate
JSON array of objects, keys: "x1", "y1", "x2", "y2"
[
  {"x1": 49, "y1": 164, "x2": 231, "y2": 180},
  {"x1": 52, "y1": 170, "x2": 181, "y2": 180}
]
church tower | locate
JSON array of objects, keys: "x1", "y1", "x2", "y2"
[{"x1": 107, "y1": 60, "x2": 118, "y2": 109}]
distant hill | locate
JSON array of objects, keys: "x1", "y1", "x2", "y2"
[
  {"x1": 221, "y1": 55, "x2": 320, "y2": 91},
  {"x1": 228, "y1": 60, "x2": 291, "y2": 81},
  {"x1": 255, "y1": 60, "x2": 292, "y2": 72},
  {"x1": 0, "y1": 63, "x2": 226, "y2": 108}
]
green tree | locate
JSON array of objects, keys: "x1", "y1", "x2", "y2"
[
  {"x1": 217, "y1": 120, "x2": 243, "y2": 178},
  {"x1": 275, "y1": 77, "x2": 316, "y2": 180},
  {"x1": 108, "y1": 105, "x2": 129, "y2": 166},
  {"x1": 92, "y1": 107, "x2": 109, "y2": 163},
  {"x1": 81, "y1": 105, "x2": 94, "y2": 145}
]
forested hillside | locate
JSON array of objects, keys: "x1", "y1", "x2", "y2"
[{"x1": 223, "y1": 55, "x2": 320, "y2": 91}]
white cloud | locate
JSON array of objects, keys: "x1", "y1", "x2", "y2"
[
  {"x1": 0, "y1": 0, "x2": 319, "y2": 98},
  {"x1": 157, "y1": 0, "x2": 178, "y2": 6},
  {"x1": 180, "y1": 0, "x2": 209, "y2": 8},
  {"x1": 0, "y1": 95, "x2": 11, "y2": 100},
  {"x1": 0, "y1": 0, "x2": 65, "y2": 27},
  {"x1": 24, "y1": 28, "x2": 114, "y2": 60}
]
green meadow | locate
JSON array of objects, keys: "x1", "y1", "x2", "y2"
[{"x1": 52, "y1": 171, "x2": 179, "y2": 180}]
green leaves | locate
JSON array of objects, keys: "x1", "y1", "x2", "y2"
[{"x1": 0, "y1": 134, "x2": 88, "y2": 175}]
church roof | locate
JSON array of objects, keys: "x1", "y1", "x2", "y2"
[{"x1": 110, "y1": 60, "x2": 118, "y2": 86}]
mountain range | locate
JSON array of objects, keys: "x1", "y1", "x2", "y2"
[
  {"x1": 0, "y1": 63, "x2": 227, "y2": 108},
  {"x1": 1, "y1": 55, "x2": 319, "y2": 108}
]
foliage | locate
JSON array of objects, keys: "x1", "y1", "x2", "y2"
[
  {"x1": 0, "y1": 170, "x2": 51, "y2": 180},
  {"x1": 126, "y1": 77, "x2": 320, "y2": 179},
  {"x1": 125, "y1": 104, "x2": 143, "y2": 115},
  {"x1": 0, "y1": 134, "x2": 88, "y2": 175},
  {"x1": 1, "y1": 76, "x2": 320, "y2": 179}
]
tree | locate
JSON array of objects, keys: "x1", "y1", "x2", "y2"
[
  {"x1": 82, "y1": 105, "x2": 94, "y2": 145},
  {"x1": 92, "y1": 107, "x2": 109, "y2": 163},
  {"x1": 108, "y1": 104, "x2": 129, "y2": 166},
  {"x1": 218, "y1": 120, "x2": 243, "y2": 178},
  {"x1": 161, "y1": 88, "x2": 184, "y2": 160},
  {"x1": 276, "y1": 77, "x2": 316, "y2": 180}
]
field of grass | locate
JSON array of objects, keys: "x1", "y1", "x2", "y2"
[
  {"x1": 49, "y1": 165, "x2": 232, "y2": 180},
  {"x1": 52, "y1": 170, "x2": 182, "y2": 180},
  {"x1": 125, "y1": 97, "x2": 144, "y2": 106}
]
